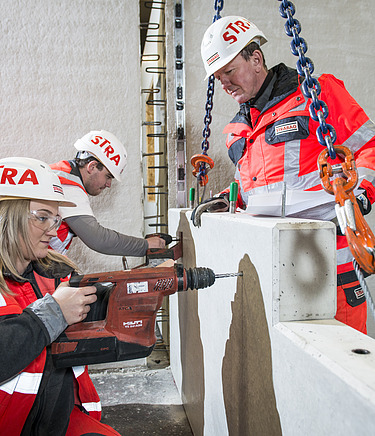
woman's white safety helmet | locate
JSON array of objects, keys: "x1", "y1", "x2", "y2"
[
  {"x1": 74, "y1": 130, "x2": 127, "y2": 181},
  {"x1": 0, "y1": 157, "x2": 75, "y2": 206},
  {"x1": 201, "y1": 16, "x2": 267, "y2": 79}
]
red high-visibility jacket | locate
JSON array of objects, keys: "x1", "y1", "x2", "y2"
[
  {"x1": 224, "y1": 67, "x2": 375, "y2": 210},
  {"x1": 223, "y1": 64, "x2": 375, "y2": 333},
  {"x1": 0, "y1": 264, "x2": 101, "y2": 434}
]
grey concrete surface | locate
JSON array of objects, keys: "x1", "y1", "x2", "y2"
[{"x1": 90, "y1": 366, "x2": 182, "y2": 407}]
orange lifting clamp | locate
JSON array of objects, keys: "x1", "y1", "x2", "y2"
[
  {"x1": 318, "y1": 145, "x2": 375, "y2": 274},
  {"x1": 191, "y1": 154, "x2": 215, "y2": 186}
]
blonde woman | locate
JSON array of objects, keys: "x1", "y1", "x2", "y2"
[{"x1": 0, "y1": 157, "x2": 119, "y2": 435}]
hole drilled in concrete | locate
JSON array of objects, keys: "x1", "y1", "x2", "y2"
[{"x1": 351, "y1": 348, "x2": 371, "y2": 355}]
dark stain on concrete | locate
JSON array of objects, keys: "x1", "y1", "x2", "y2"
[
  {"x1": 222, "y1": 254, "x2": 282, "y2": 436},
  {"x1": 176, "y1": 211, "x2": 205, "y2": 436}
]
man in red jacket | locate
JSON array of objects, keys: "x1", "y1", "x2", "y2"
[
  {"x1": 195, "y1": 16, "x2": 375, "y2": 333},
  {"x1": 50, "y1": 129, "x2": 165, "y2": 257}
]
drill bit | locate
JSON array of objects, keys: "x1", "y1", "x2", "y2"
[
  {"x1": 215, "y1": 272, "x2": 243, "y2": 279},
  {"x1": 184, "y1": 268, "x2": 242, "y2": 291}
]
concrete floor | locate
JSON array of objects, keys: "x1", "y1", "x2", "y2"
[{"x1": 89, "y1": 346, "x2": 193, "y2": 436}]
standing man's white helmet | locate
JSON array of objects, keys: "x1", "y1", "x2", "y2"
[
  {"x1": 201, "y1": 16, "x2": 267, "y2": 80},
  {"x1": 0, "y1": 157, "x2": 75, "y2": 206},
  {"x1": 74, "y1": 130, "x2": 127, "y2": 181}
]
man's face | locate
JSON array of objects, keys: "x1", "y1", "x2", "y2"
[
  {"x1": 214, "y1": 51, "x2": 264, "y2": 104},
  {"x1": 84, "y1": 162, "x2": 114, "y2": 196}
]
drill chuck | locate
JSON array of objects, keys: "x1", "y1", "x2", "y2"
[
  {"x1": 185, "y1": 267, "x2": 216, "y2": 290},
  {"x1": 175, "y1": 264, "x2": 242, "y2": 292}
]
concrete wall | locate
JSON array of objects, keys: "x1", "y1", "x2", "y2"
[
  {"x1": 169, "y1": 208, "x2": 375, "y2": 435},
  {"x1": 0, "y1": 0, "x2": 143, "y2": 272}
]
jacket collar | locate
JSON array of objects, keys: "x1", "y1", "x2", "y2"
[{"x1": 3, "y1": 260, "x2": 74, "y2": 283}]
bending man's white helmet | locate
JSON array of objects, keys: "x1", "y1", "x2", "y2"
[
  {"x1": 0, "y1": 157, "x2": 75, "y2": 206},
  {"x1": 201, "y1": 16, "x2": 267, "y2": 79},
  {"x1": 74, "y1": 130, "x2": 127, "y2": 181}
]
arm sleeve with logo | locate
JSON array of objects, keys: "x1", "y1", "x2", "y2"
[{"x1": 65, "y1": 215, "x2": 148, "y2": 256}]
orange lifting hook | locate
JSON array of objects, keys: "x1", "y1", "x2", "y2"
[
  {"x1": 318, "y1": 145, "x2": 375, "y2": 274},
  {"x1": 191, "y1": 154, "x2": 215, "y2": 186}
]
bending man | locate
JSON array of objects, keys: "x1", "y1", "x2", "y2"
[{"x1": 50, "y1": 129, "x2": 165, "y2": 256}]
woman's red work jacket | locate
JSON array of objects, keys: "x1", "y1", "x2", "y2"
[{"x1": 0, "y1": 270, "x2": 101, "y2": 434}]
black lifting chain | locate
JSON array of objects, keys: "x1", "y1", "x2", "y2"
[
  {"x1": 278, "y1": 0, "x2": 337, "y2": 160},
  {"x1": 198, "y1": 0, "x2": 224, "y2": 186}
]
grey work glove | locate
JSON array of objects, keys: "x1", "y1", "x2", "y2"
[{"x1": 191, "y1": 194, "x2": 230, "y2": 227}]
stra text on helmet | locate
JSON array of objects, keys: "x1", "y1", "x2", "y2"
[
  {"x1": 74, "y1": 130, "x2": 128, "y2": 181},
  {"x1": 0, "y1": 157, "x2": 75, "y2": 207},
  {"x1": 201, "y1": 16, "x2": 267, "y2": 80}
]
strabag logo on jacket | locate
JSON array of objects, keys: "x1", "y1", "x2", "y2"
[
  {"x1": 265, "y1": 116, "x2": 310, "y2": 145},
  {"x1": 275, "y1": 121, "x2": 298, "y2": 135}
]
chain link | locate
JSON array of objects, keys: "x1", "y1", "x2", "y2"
[
  {"x1": 214, "y1": 0, "x2": 224, "y2": 21},
  {"x1": 201, "y1": 78, "x2": 215, "y2": 155},
  {"x1": 198, "y1": 1, "x2": 224, "y2": 188},
  {"x1": 278, "y1": 0, "x2": 336, "y2": 159}
]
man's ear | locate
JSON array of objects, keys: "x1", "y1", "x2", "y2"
[
  {"x1": 252, "y1": 50, "x2": 263, "y2": 71},
  {"x1": 86, "y1": 160, "x2": 98, "y2": 175}
]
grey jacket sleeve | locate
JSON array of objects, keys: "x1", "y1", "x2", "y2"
[
  {"x1": 65, "y1": 215, "x2": 149, "y2": 257},
  {"x1": 27, "y1": 293, "x2": 68, "y2": 342}
]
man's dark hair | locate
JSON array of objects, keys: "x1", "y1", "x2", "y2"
[
  {"x1": 240, "y1": 42, "x2": 267, "y2": 70},
  {"x1": 74, "y1": 156, "x2": 105, "y2": 172}
]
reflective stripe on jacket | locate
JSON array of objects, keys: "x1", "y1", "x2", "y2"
[
  {"x1": 50, "y1": 160, "x2": 87, "y2": 194},
  {"x1": 50, "y1": 160, "x2": 86, "y2": 253},
  {"x1": 0, "y1": 270, "x2": 101, "y2": 433}
]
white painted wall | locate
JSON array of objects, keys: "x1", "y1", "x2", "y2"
[
  {"x1": 0, "y1": 0, "x2": 143, "y2": 272},
  {"x1": 169, "y1": 208, "x2": 375, "y2": 436}
]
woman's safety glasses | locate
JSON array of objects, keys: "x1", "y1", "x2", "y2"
[{"x1": 29, "y1": 210, "x2": 62, "y2": 232}]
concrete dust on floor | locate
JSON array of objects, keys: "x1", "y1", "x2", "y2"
[{"x1": 90, "y1": 365, "x2": 183, "y2": 407}]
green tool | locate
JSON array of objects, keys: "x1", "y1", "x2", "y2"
[
  {"x1": 229, "y1": 182, "x2": 238, "y2": 213},
  {"x1": 189, "y1": 187, "x2": 195, "y2": 209}
]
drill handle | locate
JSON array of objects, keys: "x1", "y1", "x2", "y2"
[
  {"x1": 68, "y1": 274, "x2": 114, "y2": 324},
  {"x1": 69, "y1": 274, "x2": 114, "y2": 294},
  {"x1": 146, "y1": 233, "x2": 173, "y2": 245},
  {"x1": 69, "y1": 274, "x2": 85, "y2": 287}
]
